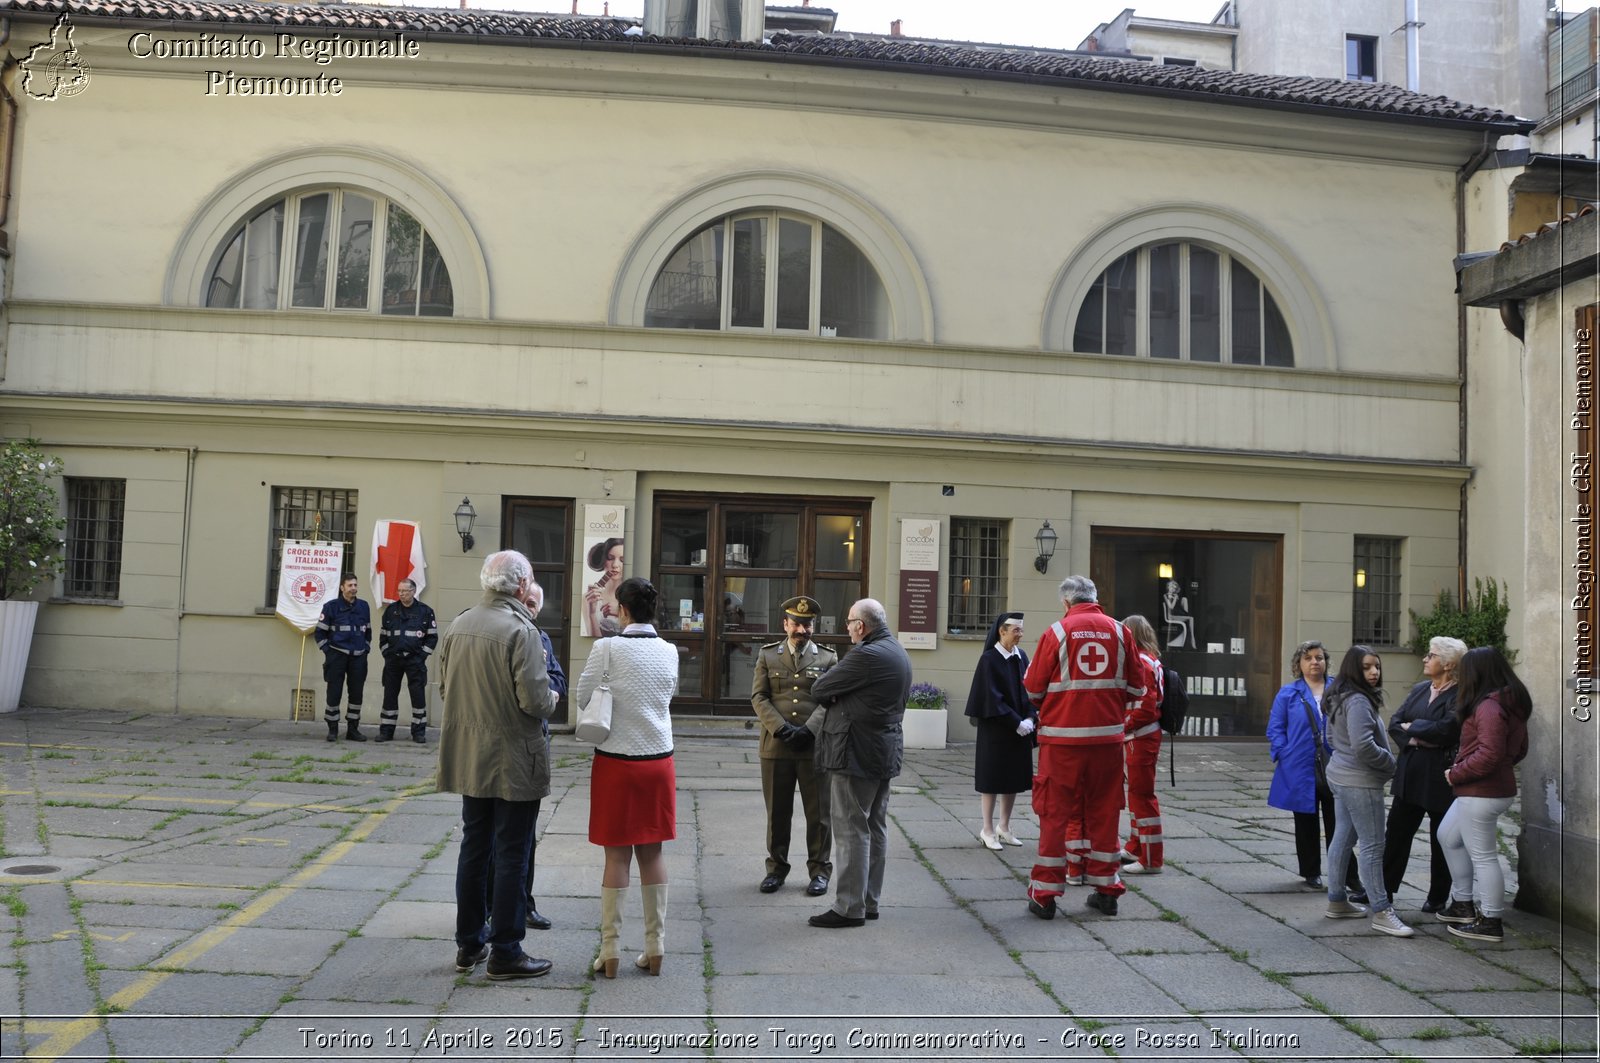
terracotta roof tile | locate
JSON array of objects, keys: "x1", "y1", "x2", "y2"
[
  {"x1": 1501, "y1": 202, "x2": 1599, "y2": 251},
  {"x1": 5, "y1": 0, "x2": 1531, "y2": 131}
]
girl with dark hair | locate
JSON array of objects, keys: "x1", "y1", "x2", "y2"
[
  {"x1": 1323, "y1": 646, "x2": 1413, "y2": 936},
  {"x1": 583, "y1": 537, "x2": 626, "y2": 637},
  {"x1": 1435, "y1": 647, "x2": 1531, "y2": 942},
  {"x1": 575, "y1": 576, "x2": 679, "y2": 977},
  {"x1": 964, "y1": 611, "x2": 1033, "y2": 849}
]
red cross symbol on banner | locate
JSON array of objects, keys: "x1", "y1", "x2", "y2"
[{"x1": 1075, "y1": 640, "x2": 1111, "y2": 677}]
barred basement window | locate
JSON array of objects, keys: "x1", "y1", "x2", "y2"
[
  {"x1": 948, "y1": 518, "x2": 1008, "y2": 635},
  {"x1": 64, "y1": 478, "x2": 125, "y2": 599},
  {"x1": 1353, "y1": 536, "x2": 1402, "y2": 646},
  {"x1": 267, "y1": 487, "x2": 358, "y2": 606}
]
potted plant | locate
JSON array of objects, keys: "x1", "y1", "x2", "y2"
[
  {"x1": 0, "y1": 439, "x2": 64, "y2": 712},
  {"x1": 903, "y1": 681, "x2": 948, "y2": 750}
]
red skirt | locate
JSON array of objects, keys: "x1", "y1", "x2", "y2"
[{"x1": 589, "y1": 752, "x2": 677, "y2": 846}]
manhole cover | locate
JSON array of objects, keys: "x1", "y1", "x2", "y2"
[{"x1": 2, "y1": 864, "x2": 60, "y2": 875}]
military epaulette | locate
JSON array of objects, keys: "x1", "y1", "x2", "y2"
[{"x1": 761, "y1": 639, "x2": 785, "y2": 650}]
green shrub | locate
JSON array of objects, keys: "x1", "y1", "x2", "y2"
[{"x1": 1408, "y1": 578, "x2": 1516, "y2": 663}]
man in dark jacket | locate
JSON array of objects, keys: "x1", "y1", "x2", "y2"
[
  {"x1": 377, "y1": 578, "x2": 438, "y2": 744},
  {"x1": 805, "y1": 598, "x2": 911, "y2": 928},
  {"x1": 315, "y1": 573, "x2": 371, "y2": 743}
]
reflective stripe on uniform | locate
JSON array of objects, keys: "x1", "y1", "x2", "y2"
[
  {"x1": 1039, "y1": 724, "x2": 1125, "y2": 739},
  {"x1": 1084, "y1": 873, "x2": 1121, "y2": 886},
  {"x1": 1034, "y1": 855, "x2": 1067, "y2": 867},
  {"x1": 1127, "y1": 722, "x2": 1161, "y2": 739}
]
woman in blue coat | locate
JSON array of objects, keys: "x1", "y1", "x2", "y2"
[{"x1": 1267, "y1": 640, "x2": 1361, "y2": 894}]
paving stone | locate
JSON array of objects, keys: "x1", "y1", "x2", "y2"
[
  {"x1": 1376, "y1": 1032, "x2": 1519, "y2": 1058},
  {"x1": 1083, "y1": 918, "x2": 1218, "y2": 955},
  {"x1": 158, "y1": 925, "x2": 350, "y2": 975},
  {"x1": 1121, "y1": 952, "x2": 1304, "y2": 1010},
  {"x1": 1323, "y1": 933, "x2": 1541, "y2": 991},
  {"x1": 295, "y1": 936, "x2": 466, "y2": 1003},
  {"x1": 1023, "y1": 949, "x2": 1182, "y2": 1017},
  {"x1": 1287, "y1": 972, "x2": 1475, "y2": 1039}
]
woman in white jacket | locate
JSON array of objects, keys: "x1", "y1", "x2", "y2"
[{"x1": 575, "y1": 577, "x2": 678, "y2": 977}]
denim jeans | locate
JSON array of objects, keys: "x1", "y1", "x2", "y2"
[
  {"x1": 1438, "y1": 794, "x2": 1514, "y2": 917},
  {"x1": 1327, "y1": 781, "x2": 1391, "y2": 912},
  {"x1": 455, "y1": 795, "x2": 536, "y2": 956}
]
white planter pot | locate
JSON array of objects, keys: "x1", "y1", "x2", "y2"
[
  {"x1": 0, "y1": 599, "x2": 40, "y2": 713},
  {"x1": 901, "y1": 707, "x2": 948, "y2": 749}
]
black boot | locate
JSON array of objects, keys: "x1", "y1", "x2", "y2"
[
  {"x1": 326, "y1": 720, "x2": 339, "y2": 742},
  {"x1": 345, "y1": 719, "x2": 367, "y2": 743},
  {"x1": 411, "y1": 725, "x2": 427, "y2": 744},
  {"x1": 374, "y1": 725, "x2": 395, "y2": 743}
]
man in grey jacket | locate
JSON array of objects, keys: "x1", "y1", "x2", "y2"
[
  {"x1": 805, "y1": 598, "x2": 912, "y2": 928},
  {"x1": 436, "y1": 550, "x2": 555, "y2": 980}
]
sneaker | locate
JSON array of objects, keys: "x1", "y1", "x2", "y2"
[
  {"x1": 1447, "y1": 915, "x2": 1503, "y2": 942},
  {"x1": 1085, "y1": 891, "x2": 1118, "y2": 916},
  {"x1": 454, "y1": 943, "x2": 488, "y2": 972},
  {"x1": 1435, "y1": 899, "x2": 1477, "y2": 924},
  {"x1": 1122, "y1": 861, "x2": 1161, "y2": 875},
  {"x1": 1369, "y1": 908, "x2": 1415, "y2": 937},
  {"x1": 1325, "y1": 899, "x2": 1368, "y2": 919}
]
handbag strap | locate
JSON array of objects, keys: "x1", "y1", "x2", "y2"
[
  {"x1": 599, "y1": 637, "x2": 612, "y2": 687},
  {"x1": 1299, "y1": 693, "x2": 1326, "y2": 758}
]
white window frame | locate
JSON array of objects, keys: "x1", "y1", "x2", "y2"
[
  {"x1": 1075, "y1": 241, "x2": 1289, "y2": 364},
  {"x1": 721, "y1": 210, "x2": 824, "y2": 334}
]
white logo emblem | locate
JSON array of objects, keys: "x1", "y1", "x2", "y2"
[
  {"x1": 21, "y1": 15, "x2": 92, "y2": 101},
  {"x1": 1075, "y1": 641, "x2": 1110, "y2": 677}
]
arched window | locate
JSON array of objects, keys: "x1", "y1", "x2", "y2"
[
  {"x1": 204, "y1": 188, "x2": 453, "y2": 316},
  {"x1": 644, "y1": 211, "x2": 889, "y2": 338},
  {"x1": 1072, "y1": 241, "x2": 1292, "y2": 365}
]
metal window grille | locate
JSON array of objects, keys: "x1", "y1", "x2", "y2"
[
  {"x1": 948, "y1": 518, "x2": 1008, "y2": 634},
  {"x1": 267, "y1": 487, "x2": 358, "y2": 606},
  {"x1": 64, "y1": 478, "x2": 125, "y2": 599},
  {"x1": 1353, "y1": 536, "x2": 1402, "y2": 646}
]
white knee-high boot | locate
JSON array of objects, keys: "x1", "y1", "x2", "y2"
[
  {"x1": 636, "y1": 883, "x2": 667, "y2": 975},
  {"x1": 593, "y1": 886, "x2": 626, "y2": 979}
]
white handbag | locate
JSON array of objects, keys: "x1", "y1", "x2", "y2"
[{"x1": 575, "y1": 639, "x2": 613, "y2": 744}]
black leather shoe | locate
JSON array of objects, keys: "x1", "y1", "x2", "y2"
[
  {"x1": 345, "y1": 722, "x2": 367, "y2": 743},
  {"x1": 325, "y1": 722, "x2": 339, "y2": 743},
  {"x1": 808, "y1": 909, "x2": 865, "y2": 928},
  {"x1": 1420, "y1": 898, "x2": 1445, "y2": 914},
  {"x1": 411, "y1": 727, "x2": 427, "y2": 744},
  {"x1": 486, "y1": 952, "x2": 553, "y2": 980},
  {"x1": 1299, "y1": 876, "x2": 1325, "y2": 891},
  {"x1": 759, "y1": 873, "x2": 785, "y2": 894},
  {"x1": 865, "y1": 910, "x2": 879, "y2": 920},
  {"x1": 526, "y1": 908, "x2": 551, "y2": 931},
  {"x1": 1028, "y1": 896, "x2": 1057, "y2": 920},
  {"x1": 805, "y1": 874, "x2": 829, "y2": 897},
  {"x1": 453, "y1": 943, "x2": 488, "y2": 972},
  {"x1": 1348, "y1": 890, "x2": 1369, "y2": 905},
  {"x1": 1086, "y1": 891, "x2": 1119, "y2": 916}
]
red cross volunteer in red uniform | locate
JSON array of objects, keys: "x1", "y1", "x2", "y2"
[{"x1": 1023, "y1": 574, "x2": 1149, "y2": 919}]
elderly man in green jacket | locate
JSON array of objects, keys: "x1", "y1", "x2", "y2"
[{"x1": 436, "y1": 550, "x2": 555, "y2": 981}]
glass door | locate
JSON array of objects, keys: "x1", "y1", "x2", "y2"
[
  {"x1": 653, "y1": 493, "x2": 868, "y2": 715},
  {"x1": 504, "y1": 499, "x2": 574, "y2": 722}
]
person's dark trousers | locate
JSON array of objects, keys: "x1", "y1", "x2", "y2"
[
  {"x1": 380, "y1": 655, "x2": 429, "y2": 731},
  {"x1": 762, "y1": 757, "x2": 834, "y2": 880},
  {"x1": 322, "y1": 652, "x2": 368, "y2": 722},
  {"x1": 1382, "y1": 796, "x2": 1452, "y2": 907},
  {"x1": 522, "y1": 798, "x2": 542, "y2": 902},
  {"x1": 1293, "y1": 793, "x2": 1361, "y2": 889},
  {"x1": 455, "y1": 795, "x2": 535, "y2": 957}
]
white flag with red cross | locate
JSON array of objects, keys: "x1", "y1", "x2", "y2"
[
  {"x1": 275, "y1": 540, "x2": 345, "y2": 633},
  {"x1": 371, "y1": 519, "x2": 427, "y2": 605}
]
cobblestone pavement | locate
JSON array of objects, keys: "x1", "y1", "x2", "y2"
[{"x1": 0, "y1": 706, "x2": 1594, "y2": 1062}]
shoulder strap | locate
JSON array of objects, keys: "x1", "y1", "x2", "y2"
[{"x1": 1299, "y1": 692, "x2": 1325, "y2": 747}]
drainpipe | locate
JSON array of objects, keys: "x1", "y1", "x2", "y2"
[
  {"x1": 175, "y1": 447, "x2": 196, "y2": 714},
  {"x1": 1405, "y1": 0, "x2": 1421, "y2": 92},
  {"x1": 1455, "y1": 134, "x2": 1498, "y2": 604}
]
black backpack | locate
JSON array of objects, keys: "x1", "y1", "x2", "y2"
[
  {"x1": 1159, "y1": 667, "x2": 1188, "y2": 786},
  {"x1": 1158, "y1": 667, "x2": 1188, "y2": 735}
]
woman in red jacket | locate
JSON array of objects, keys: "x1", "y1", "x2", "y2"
[{"x1": 1435, "y1": 647, "x2": 1530, "y2": 943}]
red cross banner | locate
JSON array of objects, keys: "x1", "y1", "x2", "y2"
[
  {"x1": 275, "y1": 539, "x2": 345, "y2": 633},
  {"x1": 371, "y1": 519, "x2": 427, "y2": 604}
]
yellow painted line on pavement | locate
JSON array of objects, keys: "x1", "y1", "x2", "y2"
[
  {"x1": 25, "y1": 792, "x2": 414, "y2": 1062},
  {"x1": 235, "y1": 836, "x2": 290, "y2": 846},
  {"x1": 50, "y1": 929, "x2": 134, "y2": 943},
  {"x1": 0, "y1": 788, "x2": 383, "y2": 813},
  {"x1": 76, "y1": 879, "x2": 259, "y2": 892}
]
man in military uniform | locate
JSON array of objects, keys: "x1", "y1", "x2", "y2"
[
  {"x1": 377, "y1": 578, "x2": 438, "y2": 744},
  {"x1": 751, "y1": 595, "x2": 837, "y2": 896},
  {"x1": 316, "y1": 573, "x2": 372, "y2": 743}
]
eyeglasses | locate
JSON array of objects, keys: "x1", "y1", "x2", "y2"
[
  {"x1": 846, "y1": 617, "x2": 863, "y2": 628},
  {"x1": 1423, "y1": 652, "x2": 1436, "y2": 660}
]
